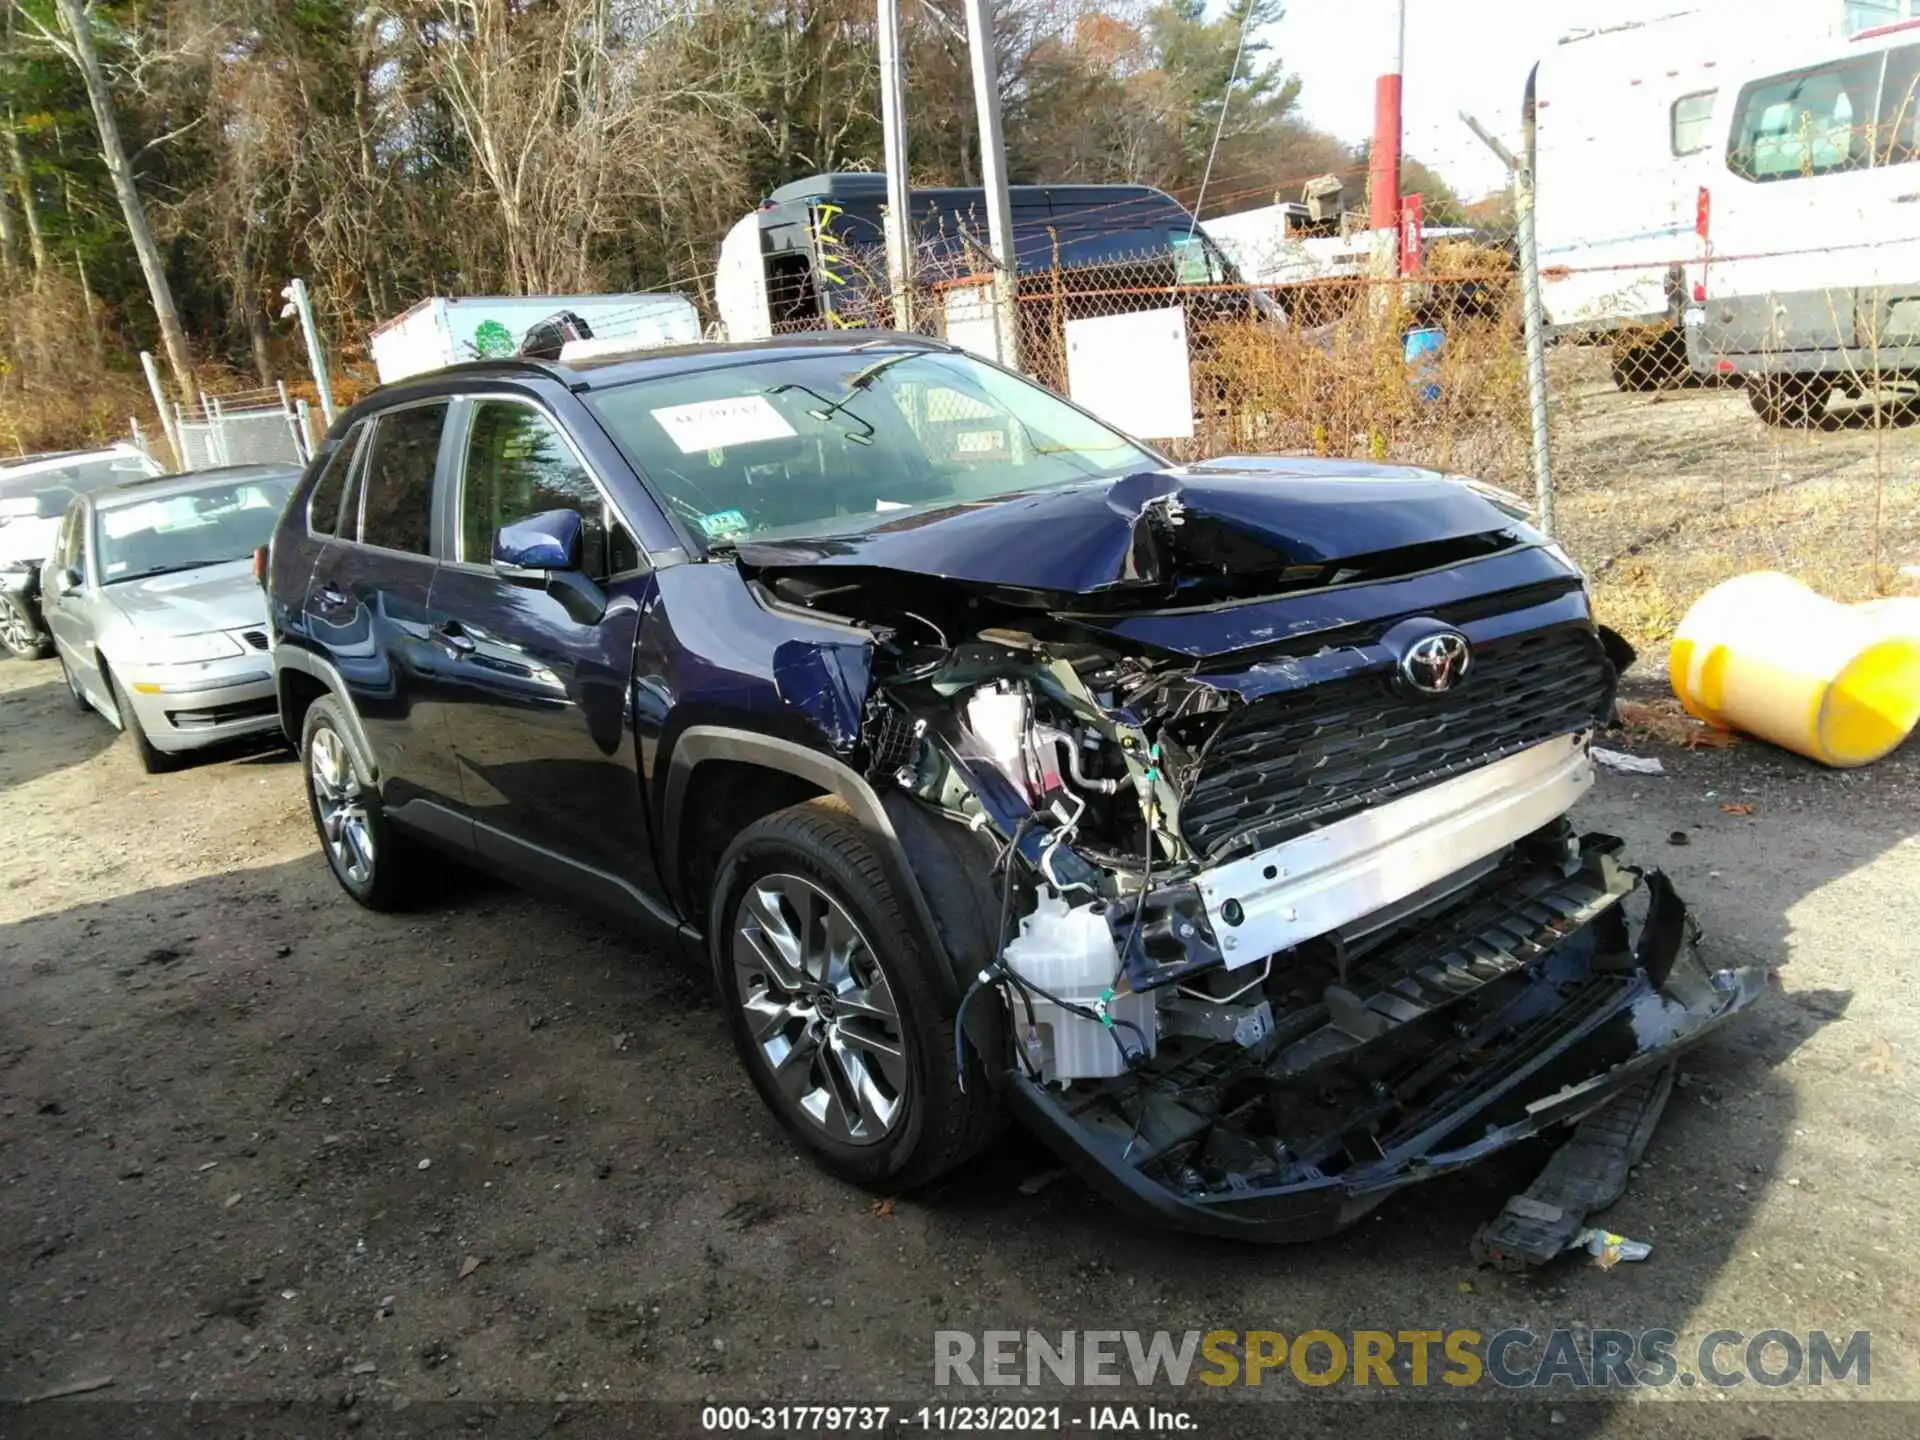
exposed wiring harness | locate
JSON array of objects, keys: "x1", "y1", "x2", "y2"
[
  {"x1": 1116, "y1": 741, "x2": 1162, "y2": 980},
  {"x1": 954, "y1": 816, "x2": 1038, "y2": 1093}
]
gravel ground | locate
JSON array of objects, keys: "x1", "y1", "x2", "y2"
[
  {"x1": 3, "y1": 534, "x2": 1918, "y2": 1435},
  {"x1": 1550, "y1": 353, "x2": 1920, "y2": 645}
]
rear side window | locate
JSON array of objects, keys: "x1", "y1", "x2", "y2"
[
  {"x1": 306, "y1": 421, "x2": 365, "y2": 536},
  {"x1": 357, "y1": 404, "x2": 448, "y2": 554},
  {"x1": 1881, "y1": 45, "x2": 1920, "y2": 168},
  {"x1": 1671, "y1": 90, "x2": 1717, "y2": 156},
  {"x1": 1728, "y1": 55, "x2": 1882, "y2": 181},
  {"x1": 458, "y1": 401, "x2": 637, "y2": 580}
]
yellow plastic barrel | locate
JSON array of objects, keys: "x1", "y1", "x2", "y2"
[{"x1": 1669, "y1": 572, "x2": 1920, "y2": 768}]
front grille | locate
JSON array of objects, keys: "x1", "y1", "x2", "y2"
[{"x1": 1179, "y1": 626, "x2": 1614, "y2": 860}]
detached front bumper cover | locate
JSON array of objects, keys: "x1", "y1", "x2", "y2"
[{"x1": 1006, "y1": 850, "x2": 1763, "y2": 1243}]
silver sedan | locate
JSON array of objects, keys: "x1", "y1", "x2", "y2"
[{"x1": 42, "y1": 464, "x2": 300, "y2": 771}]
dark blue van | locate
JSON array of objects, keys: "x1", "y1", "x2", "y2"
[{"x1": 714, "y1": 172, "x2": 1263, "y2": 336}]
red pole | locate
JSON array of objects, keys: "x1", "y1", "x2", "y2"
[{"x1": 1368, "y1": 0, "x2": 1406, "y2": 265}]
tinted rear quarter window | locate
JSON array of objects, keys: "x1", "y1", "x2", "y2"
[
  {"x1": 357, "y1": 404, "x2": 448, "y2": 554},
  {"x1": 306, "y1": 421, "x2": 366, "y2": 536}
]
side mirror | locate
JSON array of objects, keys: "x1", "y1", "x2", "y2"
[
  {"x1": 492, "y1": 509, "x2": 604, "y2": 626},
  {"x1": 59, "y1": 566, "x2": 82, "y2": 593},
  {"x1": 493, "y1": 508, "x2": 583, "y2": 572}
]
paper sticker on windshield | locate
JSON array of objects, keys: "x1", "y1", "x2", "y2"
[
  {"x1": 695, "y1": 508, "x2": 751, "y2": 540},
  {"x1": 651, "y1": 395, "x2": 795, "y2": 454},
  {"x1": 954, "y1": 429, "x2": 1007, "y2": 456}
]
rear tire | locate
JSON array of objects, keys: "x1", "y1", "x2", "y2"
[
  {"x1": 709, "y1": 797, "x2": 1001, "y2": 1192},
  {"x1": 1747, "y1": 374, "x2": 1831, "y2": 427},
  {"x1": 301, "y1": 694, "x2": 438, "y2": 911},
  {"x1": 108, "y1": 671, "x2": 179, "y2": 774},
  {"x1": 1610, "y1": 330, "x2": 1688, "y2": 392}
]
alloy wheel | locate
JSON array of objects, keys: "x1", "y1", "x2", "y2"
[
  {"x1": 310, "y1": 726, "x2": 375, "y2": 887},
  {"x1": 0, "y1": 600, "x2": 35, "y2": 657},
  {"x1": 732, "y1": 872, "x2": 907, "y2": 1146}
]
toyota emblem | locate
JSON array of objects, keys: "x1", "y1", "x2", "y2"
[{"x1": 1400, "y1": 630, "x2": 1472, "y2": 695}]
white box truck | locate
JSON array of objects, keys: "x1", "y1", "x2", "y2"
[{"x1": 369, "y1": 294, "x2": 701, "y2": 385}]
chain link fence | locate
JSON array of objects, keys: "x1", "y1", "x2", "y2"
[
  {"x1": 770, "y1": 124, "x2": 1914, "y2": 648},
  {"x1": 1515, "y1": 35, "x2": 1920, "y2": 643},
  {"x1": 796, "y1": 215, "x2": 1538, "y2": 491},
  {"x1": 168, "y1": 390, "x2": 311, "y2": 473}
]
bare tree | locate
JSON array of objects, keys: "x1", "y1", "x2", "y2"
[
  {"x1": 424, "y1": 0, "x2": 763, "y2": 295},
  {"x1": 0, "y1": 183, "x2": 17, "y2": 276},
  {"x1": 10, "y1": 0, "x2": 194, "y2": 392},
  {"x1": 4, "y1": 113, "x2": 47, "y2": 279}
]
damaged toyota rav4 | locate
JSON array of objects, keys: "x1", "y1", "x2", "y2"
[{"x1": 267, "y1": 333, "x2": 1761, "y2": 1244}]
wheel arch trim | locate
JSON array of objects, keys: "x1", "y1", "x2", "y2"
[
  {"x1": 663, "y1": 726, "x2": 960, "y2": 1005},
  {"x1": 274, "y1": 648, "x2": 378, "y2": 776}
]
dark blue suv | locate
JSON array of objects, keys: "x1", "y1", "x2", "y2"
[{"x1": 267, "y1": 334, "x2": 1759, "y2": 1244}]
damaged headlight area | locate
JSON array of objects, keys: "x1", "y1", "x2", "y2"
[
  {"x1": 744, "y1": 474, "x2": 1758, "y2": 1244},
  {"x1": 840, "y1": 616, "x2": 1762, "y2": 1244}
]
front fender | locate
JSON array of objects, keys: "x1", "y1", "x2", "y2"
[{"x1": 661, "y1": 726, "x2": 961, "y2": 1010}]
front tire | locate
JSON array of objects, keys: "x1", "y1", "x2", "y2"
[
  {"x1": 709, "y1": 798, "x2": 1000, "y2": 1191},
  {"x1": 108, "y1": 671, "x2": 178, "y2": 774},
  {"x1": 0, "y1": 594, "x2": 48, "y2": 660},
  {"x1": 301, "y1": 695, "x2": 433, "y2": 911}
]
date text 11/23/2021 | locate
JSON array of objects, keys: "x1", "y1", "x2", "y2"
[{"x1": 701, "y1": 1405, "x2": 1197, "y2": 1433}]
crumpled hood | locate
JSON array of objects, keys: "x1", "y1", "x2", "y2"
[
  {"x1": 107, "y1": 558, "x2": 264, "y2": 637},
  {"x1": 734, "y1": 457, "x2": 1515, "y2": 597}
]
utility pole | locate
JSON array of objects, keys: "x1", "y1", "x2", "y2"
[
  {"x1": 139, "y1": 350, "x2": 181, "y2": 468},
  {"x1": 877, "y1": 0, "x2": 914, "y2": 331},
  {"x1": 961, "y1": 0, "x2": 1021, "y2": 370},
  {"x1": 1368, "y1": 0, "x2": 1407, "y2": 273},
  {"x1": 281, "y1": 278, "x2": 338, "y2": 428}
]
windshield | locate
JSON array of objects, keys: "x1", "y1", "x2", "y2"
[
  {"x1": 96, "y1": 475, "x2": 295, "y2": 584},
  {"x1": 585, "y1": 349, "x2": 1157, "y2": 547},
  {"x1": 0, "y1": 456, "x2": 151, "y2": 523}
]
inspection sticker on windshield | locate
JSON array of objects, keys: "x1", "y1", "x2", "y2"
[
  {"x1": 650, "y1": 395, "x2": 795, "y2": 454},
  {"x1": 695, "y1": 508, "x2": 751, "y2": 540}
]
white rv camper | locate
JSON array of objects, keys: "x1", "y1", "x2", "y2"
[{"x1": 1531, "y1": 3, "x2": 1844, "y2": 387}]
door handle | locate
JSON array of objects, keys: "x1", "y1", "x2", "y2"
[
  {"x1": 316, "y1": 583, "x2": 351, "y2": 611},
  {"x1": 430, "y1": 622, "x2": 476, "y2": 657}
]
